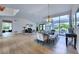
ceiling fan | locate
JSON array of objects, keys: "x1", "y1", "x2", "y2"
[{"x1": 0, "y1": 5, "x2": 5, "y2": 11}]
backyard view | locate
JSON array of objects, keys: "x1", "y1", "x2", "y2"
[
  {"x1": 2, "y1": 22, "x2": 12, "y2": 32},
  {"x1": 52, "y1": 15, "x2": 69, "y2": 35},
  {"x1": 55, "y1": 23, "x2": 69, "y2": 35},
  {"x1": 37, "y1": 15, "x2": 70, "y2": 36}
]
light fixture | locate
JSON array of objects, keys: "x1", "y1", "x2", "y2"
[
  {"x1": 0, "y1": 5, "x2": 5, "y2": 11},
  {"x1": 47, "y1": 15, "x2": 51, "y2": 22},
  {"x1": 47, "y1": 4, "x2": 51, "y2": 22}
]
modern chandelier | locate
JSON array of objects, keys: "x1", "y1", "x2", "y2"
[{"x1": 47, "y1": 4, "x2": 51, "y2": 22}]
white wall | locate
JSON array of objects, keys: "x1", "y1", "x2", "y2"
[
  {"x1": 71, "y1": 5, "x2": 79, "y2": 53},
  {"x1": 13, "y1": 18, "x2": 36, "y2": 33},
  {"x1": 0, "y1": 19, "x2": 2, "y2": 36},
  {"x1": 0, "y1": 17, "x2": 36, "y2": 33}
]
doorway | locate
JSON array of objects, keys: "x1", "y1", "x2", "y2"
[{"x1": 2, "y1": 20, "x2": 12, "y2": 33}]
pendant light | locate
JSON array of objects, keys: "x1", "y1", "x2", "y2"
[
  {"x1": 48, "y1": 15, "x2": 51, "y2": 22},
  {"x1": 47, "y1": 4, "x2": 51, "y2": 22}
]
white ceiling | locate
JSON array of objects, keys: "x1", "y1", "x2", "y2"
[
  {"x1": 0, "y1": 6, "x2": 19, "y2": 16},
  {"x1": 1, "y1": 4, "x2": 73, "y2": 23}
]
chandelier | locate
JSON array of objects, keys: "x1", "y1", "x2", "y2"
[
  {"x1": 47, "y1": 15, "x2": 51, "y2": 22},
  {"x1": 47, "y1": 4, "x2": 51, "y2": 22}
]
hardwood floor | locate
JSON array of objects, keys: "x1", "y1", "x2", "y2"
[{"x1": 0, "y1": 32, "x2": 78, "y2": 54}]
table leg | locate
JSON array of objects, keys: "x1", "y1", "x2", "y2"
[
  {"x1": 74, "y1": 37, "x2": 77, "y2": 49},
  {"x1": 66, "y1": 37, "x2": 68, "y2": 47}
]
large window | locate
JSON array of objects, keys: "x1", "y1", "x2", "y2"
[
  {"x1": 45, "y1": 22, "x2": 52, "y2": 32},
  {"x1": 76, "y1": 12, "x2": 79, "y2": 27},
  {"x1": 39, "y1": 24, "x2": 43, "y2": 31},
  {"x1": 52, "y1": 16, "x2": 60, "y2": 32},
  {"x1": 52, "y1": 15, "x2": 69, "y2": 35},
  {"x1": 39, "y1": 24, "x2": 45, "y2": 31},
  {"x1": 2, "y1": 22, "x2": 12, "y2": 32},
  {"x1": 59, "y1": 15, "x2": 69, "y2": 34}
]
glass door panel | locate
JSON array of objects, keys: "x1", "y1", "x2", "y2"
[
  {"x1": 59, "y1": 15, "x2": 69, "y2": 35},
  {"x1": 76, "y1": 12, "x2": 79, "y2": 27},
  {"x1": 52, "y1": 16, "x2": 60, "y2": 34},
  {"x1": 52, "y1": 15, "x2": 69, "y2": 35}
]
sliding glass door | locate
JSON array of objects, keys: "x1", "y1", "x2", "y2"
[
  {"x1": 52, "y1": 16, "x2": 60, "y2": 34},
  {"x1": 52, "y1": 15, "x2": 69, "y2": 35},
  {"x1": 59, "y1": 15, "x2": 69, "y2": 35}
]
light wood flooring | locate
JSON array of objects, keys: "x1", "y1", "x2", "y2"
[{"x1": 0, "y1": 32, "x2": 78, "y2": 54}]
